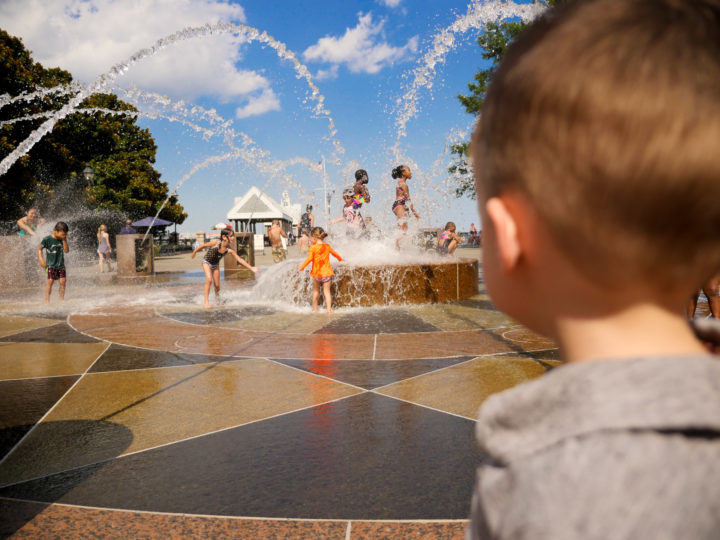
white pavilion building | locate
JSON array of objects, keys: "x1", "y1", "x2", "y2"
[{"x1": 226, "y1": 186, "x2": 302, "y2": 242}]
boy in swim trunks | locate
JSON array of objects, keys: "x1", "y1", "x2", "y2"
[
  {"x1": 38, "y1": 222, "x2": 69, "y2": 304},
  {"x1": 268, "y1": 219, "x2": 288, "y2": 263}
]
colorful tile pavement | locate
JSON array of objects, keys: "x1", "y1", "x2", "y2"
[{"x1": 0, "y1": 275, "x2": 560, "y2": 539}]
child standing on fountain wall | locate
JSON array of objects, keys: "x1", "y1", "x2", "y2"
[
  {"x1": 37, "y1": 222, "x2": 69, "y2": 304},
  {"x1": 467, "y1": 1, "x2": 720, "y2": 539},
  {"x1": 298, "y1": 227, "x2": 342, "y2": 314}
]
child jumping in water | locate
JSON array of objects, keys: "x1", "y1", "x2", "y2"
[
  {"x1": 192, "y1": 229, "x2": 259, "y2": 308},
  {"x1": 298, "y1": 227, "x2": 342, "y2": 313},
  {"x1": 331, "y1": 188, "x2": 364, "y2": 239}
]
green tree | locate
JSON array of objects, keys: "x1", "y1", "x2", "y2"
[
  {"x1": 0, "y1": 29, "x2": 186, "y2": 234},
  {"x1": 450, "y1": 1, "x2": 565, "y2": 199}
]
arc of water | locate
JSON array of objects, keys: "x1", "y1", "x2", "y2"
[
  {"x1": 392, "y1": 0, "x2": 546, "y2": 158},
  {"x1": 0, "y1": 21, "x2": 346, "y2": 177},
  {"x1": 0, "y1": 82, "x2": 84, "y2": 110},
  {"x1": 0, "y1": 107, "x2": 218, "y2": 139}
]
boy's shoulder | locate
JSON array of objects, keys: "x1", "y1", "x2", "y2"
[{"x1": 476, "y1": 355, "x2": 720, "y2": 461}]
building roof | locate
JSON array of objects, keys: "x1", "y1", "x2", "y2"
[{"x1": 226, "y1": 186, "x2": 294, "y2": 222}]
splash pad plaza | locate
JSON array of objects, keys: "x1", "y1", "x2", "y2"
[
  {"x1": 0, "y1": 239, "x2": 560, "y2": 538},
  {"x1": 0, "y1": 2, "x2": 563, "y2": 537}
]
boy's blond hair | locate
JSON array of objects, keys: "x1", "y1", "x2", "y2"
[{"x1": 473, "y1": 0, "x2": 720, "y2": 289}]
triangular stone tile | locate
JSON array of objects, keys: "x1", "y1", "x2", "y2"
[
  {"x1": 376, "y1": 355, "x2": 558, "y2": 419},
  {"x1": 0, "y1": 359, "x2": 362, "y2": 487},
  {"x1": 0, "y1": 376, "x2": 78, "y2": 461},
  {"x1": 276, "y1": 356, "x2": 476, "y2": 389},
  {"x1": 89, "y1": 344, "x2": 237, "y2": 373},
  {"x1": 314, "y1": 309, "x2": 440, "y2": 334},
  {"x1": 0, "y1": 393, "x2": 481, "y2": 520},
  {"x1": 0, "y1": 323, "x2": 100, "y2": 343}
]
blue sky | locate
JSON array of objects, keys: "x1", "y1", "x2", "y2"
[{"x1": 1, "y1": 0, "x2": 545, "y2": 233}]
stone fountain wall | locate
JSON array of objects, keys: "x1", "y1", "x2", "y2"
[{"x1": 331, "y1": 258, "x2": 478, "y2": 307}]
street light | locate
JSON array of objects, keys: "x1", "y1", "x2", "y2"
[{"x1": 82, "y1": 165, "x2": 95, "y2": 187}]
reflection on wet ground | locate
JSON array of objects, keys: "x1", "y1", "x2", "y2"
[{"x1": 0, "y1": 275, "x2": 566, "y2": 538}]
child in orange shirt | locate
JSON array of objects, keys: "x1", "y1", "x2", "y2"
[{"x1": 298, "y1": 227, "x2": 342, "y2": 313}]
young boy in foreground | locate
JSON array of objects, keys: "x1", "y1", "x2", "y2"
[
  {"x1": 38, "y1": 222, "x2": 69, "y2": 303},
  {"x1": 467, "y1": 1, "x2": 720, "y2": 538}
]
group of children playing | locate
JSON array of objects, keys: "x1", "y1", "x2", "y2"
[{"x1": 24, "y1": 2, "x2": 720, "y2": 533}]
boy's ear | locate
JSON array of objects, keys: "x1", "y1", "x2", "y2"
[{"x1": 485, "y1": 196, "x2": 521, "y2": 271}]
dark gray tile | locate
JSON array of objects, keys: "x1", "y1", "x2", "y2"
[
  {"x1": 276, "y1": 357, "x2": 476, "y2": 389},
  {"x1": 89, "y1": 344, "x2": 235, "y2": 372},
  {"x1": 0, "y1": 420, "x2": 134, "y2": 489},
  {"x1": 455, "y1": 298, "x2": 496, "y2": 311},
  {"x1": 0, "y1": 393, "x2": 483, "y2": 520},
  {"x1": 315, "y1": 309, "x2": 440, "y2": 334},
  {"x1": 164, "y1": 307, "x2": 277, "y2": 325},
  {"x1": 0, "y1": 376, "x2": 79, "y2": 461},
  {"x1": 0, "y1": 323, "x2": 100, "y2": 343}
]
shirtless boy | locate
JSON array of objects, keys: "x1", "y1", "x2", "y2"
[{"x1": 268, "y1": 219, "x2": 288, "y2": 263}]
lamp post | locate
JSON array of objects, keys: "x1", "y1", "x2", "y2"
[{"x1": 82, "y1": 165, "x2": 95, "y2": 187}]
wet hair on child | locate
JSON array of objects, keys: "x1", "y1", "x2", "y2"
[
  {"x1": 391, "y1": 165, "x2": 407, "y2": 179},
  {"x1": 54, "y1": 222, "x2": 69, "y2": 233},
  {"x1": 355, "y1": 169, "x2": 369, "y2": 183},
  {"x1": 445, "y1": 222, "x2": 456, "y2": 231},
  {"x1": 310, "y1": 227, "x2": 328, "y2": 240}
]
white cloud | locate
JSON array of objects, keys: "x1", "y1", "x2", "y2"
[
  {"x1": 377, "y1": 0, "x2": 403, "y2": 7},
  {"x1": 235, "y1": 88, "x2": 280, "y2": 118},
  {"x1": 0, "y1": 0, "x2": 281, "y2": 117},
  {"x1": 315, "y1": 65, "x2": 340, "y2": 81},
  {"x1": 302, "y1": 12, "x2": 418, "y2": 75}
]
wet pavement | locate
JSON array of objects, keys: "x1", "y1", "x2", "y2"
[{"x1": 0, "y1": 264, "x2": 562, "y2": 539}]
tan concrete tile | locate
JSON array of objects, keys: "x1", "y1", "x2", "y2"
[
  {"x1": 374, "y1": 330, "x2": 513, "y2": 359},
  {"x1": 232, "y1": 333, "x2": 375, "y2": 360},
  {"x1": 223, "y1": 312, "x2": 339, "y2": 334},
  {"x1": 408, "y1": 304, "x2": 515, "y2": 331},
  {"x1": 0, "y1": 343, "x2": 109, "y2": 380},
  {"x1": 0, "y1": 316, "x2": 60, "y2": 339},
  {"x1": 376, "y1": 355, "x2": 560, "y2": 419},
  {"x1": 0, "y1": 359, "x2": 364, "y2": 485},
  {"x1": 490, "y1": 326, "x2": 557, "y2": 352}
]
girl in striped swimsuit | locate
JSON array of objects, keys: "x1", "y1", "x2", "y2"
[{"x1": 191, "y1": 229, "x2": 259, "y2": 308}]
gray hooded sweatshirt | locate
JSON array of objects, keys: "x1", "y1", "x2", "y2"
[{"x1": 467, "y1": 355, "x2": 720, "y2": 540}]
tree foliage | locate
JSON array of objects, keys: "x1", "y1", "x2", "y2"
[
  {"x1": 0, "y1": 29, "x2": 186, "y2": 233},
  {"x1": 450, "y1": 2, "x2": 565, "y2": 199}
]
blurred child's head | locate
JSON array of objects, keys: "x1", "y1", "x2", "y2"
[
  {"x1": 445, "y1": 222, "x2": 456, "y2": 232},
  {"x1": 53, "y1": 221, "x2": 69, "y2": 240},
  {"x1": 220, "y1": 229, "x2": 231, "y2": 244},
  {"x1": 473, "y1": 0, "x2": 720, "y2": 295},
  {"x1": 355, "y1": 169, "x2": 369, "y2": 184},
  {"x1": 272, "y1": 219, "x2": 280, "y2": 226},
  {"x1": 343, "y1": 188, "x2": 353, "y2": 204},
  {"x1": 310, "y1": 227, "x2": 327, "y2": 242}
]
